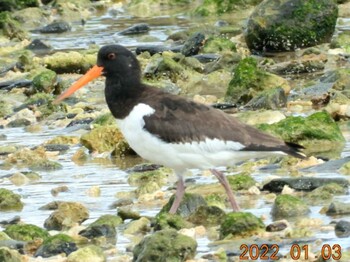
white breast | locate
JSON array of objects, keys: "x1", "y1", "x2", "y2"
[{"x1": 116, "y1": 103, "x2": 284, "y2": 172}]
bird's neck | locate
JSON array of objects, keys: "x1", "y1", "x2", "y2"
[{"x1": 104, "y1": 76, "x2": 146, "y2": 119}]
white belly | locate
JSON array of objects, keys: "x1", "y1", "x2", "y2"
[{"x1": 116, "y1": 103, "x2": 284, "y2": 172}]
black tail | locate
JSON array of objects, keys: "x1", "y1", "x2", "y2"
[{"x1": 284, "y1": 142, "x2": 307, "y2": 159}]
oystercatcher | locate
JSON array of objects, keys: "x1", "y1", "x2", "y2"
[{"x1": 55, "y1": 45, "x2": 305, "y2": 213}]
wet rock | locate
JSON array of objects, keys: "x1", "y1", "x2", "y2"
[
  {"x1": 0, "y1": 100, "x2": 13, "y2": 118},
  {"x1": 136, "y1": 181, "x2": 160, "y2": 196},
  {"x1": 160, "y1": 193, "x2": 207, "y2": 218},
  {"x1": 41, "y1": 144, "x2": 70, "y2": 153},
  {"x1": 118, "y1": 23, "x2": 150, "y2": 35},
  {"x1": 4, "y1": 224, "x2": 49, "y2": 241},
  {"x1": 37, "y1": 21, "x2": 71, "y2": 34},
  {"x1": 245, "y1": 0, "x2": 338, "y2": 52},
  {"x1": 225, "y1": 57, "x2": 290, "y2": 105},
  {"x1": 237, "y1": 110, "x2": 286, "y2": 126},
  {"x1": 51, "y1": 185, "x2": 69, "y2": 197},
  {"x1": 326, "y1": 201, "x2": 350, "y2": 216},
  {"x1": 80, "y1": 125, "x2": 132, "y2": 154},
  {"x1": 220, "y1": 212, "x2": 265, "y2": 239},
  {"x1": 0, "y1": 145, "x2": 17, "y2": 156},
  {"x1": 154, "y1": 213, "x2": 192, "y2": 230},
  {"x1": 26, "y1": 39, "x2": 52, "y2": 52},
  {"x1": 0, "y1": 188, "x2": 23, "y2": 211},
  {"x1": 0, "y1": 11, "x2": 27, "y2": 40},
  {"x1": 136, "y1": 45, "x2": 182, "y2": 55},
  {"x1": 66, "y1": 117, "x2": 94, "y2": 128},
  {"x1": 109, "y1": 198, "x2": 133, "y2": 208},
  {"x1": 0, "y1": 247, "x2": 22, "y2": 262},
  {"x1": 335, "y1": 220, "x2": 350, "y2": 238},
  {"x1": 245, "y1": 87, "x2": 287, "y2": 109},
  {"x1": 262, "y1": 177, "x2": 349, "y2": 193},
  {"x1": 266, "y1": 220, "x2": 289, "y2": 232},
  {"x1": 193, "y1": 53, "x2": 220, "y2": 63},
  {"x1": 46, "y1": 135, "x2": 80, "y2": 145},
  {"x1": 44, "y1": 202, "x2": 89, "y2": 230},
  {"x1": 0, "y1": 216, "x2": 21, "y2": 226},
  {"x1": 227, "y1": 173, "x2": 257, "y2": 190},
  {"x1": 79, "y1": 224, "x2": 117, "y2": 241},
  {"x1": 204, "y1": 51, "x2": 240, "y2": 73},
  {"x1": 306, "y1": 183, "x2": 348, "y2": 204},
  {"x1": 91, "y1": 214, "x2": 123, "y2": 228},
  {"x1": 128, "y1": 168, "x2": 171, "y2": 187},
  {"x1": 67, "y1": 245, "x2": 106, "y2": 262},
  {"x1": 133, "y1": 229, "x2": 197, "y2": 262},
  {"x1": 124, "y1": 217, "x2": 150, "y2": 235},
  {"x1": 181, "y1": 32, "x2": 205, "y2": 56},
  {"x1": 193, "y1": 0, "x2": 257, "y2": 16},
  {"x1": 9, "y1": 172, "x2": 30, "y2": 186},
  {"x1": 202, "y1": 36, "x2": 236, "y2": 54},
  {"x1": 187, "y1": 205, "x2": 226, "y2": 226},
  {"x1": 267, "y1": 53, "x2": 327, "y2": 74},
  {"x1": 271, "y1": 195, "x2": 310, "y2": 220},
  {"x1": 35, "y1": 234, "x2": 77, "y2": 258},
  {"x1": 7, "y1": 118, "x2": 31, "y2": 127},
  {"x1": 117, "y1": 207, "x2": 141, "y2": 221},
  {"x1": 32, "y1": 69, "x2": 57, "y2": 94},
  {"x1": 258, "y1": 111, "x2": 345, "y2": 157}
]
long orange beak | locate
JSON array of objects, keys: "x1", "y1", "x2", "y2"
[{"x1": 53, "y1": 65, "x2": 104, "y2": 104}]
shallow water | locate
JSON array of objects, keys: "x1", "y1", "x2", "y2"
[{"x1": 1, "y1": 5, "x2": 350, "y2": 261}]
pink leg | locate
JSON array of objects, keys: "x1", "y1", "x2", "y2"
[
  {"x1": 169, "y1": 176, "x2": 185, "y2": 214},
  {"x1": 210, "y1": 169, "x2": 240, "y2": 211}
]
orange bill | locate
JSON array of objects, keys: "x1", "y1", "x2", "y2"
[{"x1": 53, "y1": 65, "x2": 104, "y2": 104}]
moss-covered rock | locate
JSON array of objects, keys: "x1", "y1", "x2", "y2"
[
  {"x1": 0, "y1": 188, "x2": 23, "y2": 211},
  {"x1": 160, "y1": 193, "x2": 207, "y2": 218},
  {"x1": 0, "y1": 11, "x2": 27, "y2": 40},
  {"x1": 187, "y1": 205, "x2": 226, "y2": 226},
  {"x1": 67, "y1": 245, "x2": 106, "y2": 262},
  {"x1": 227, "y1": 173, "x2": 256, "y2": 190},
  {"x1": 44, "y1": 201, "x2": 89, "y2": 230},
  {"x1": 225, "y1": 57, "x2": 290, "y2": 105},
  {"x1": 306, "y1": 183, "x2": 347, "y2": 204},
  {"x1": 271, "y1": 195, "x2": 310, "y2": 220},
  {"x1": 4, "y1": 224, "x2": 49, "y2": 241},
  {"x1": 193, "y1": 0, "x2": 261, "y2": 16},
  {"x1": 32, "y1": 69, "x2": 57, "y2": 94},
  {"x1": 128, "y1": 168, "x2": 171, "y2": 187},
  {"x1": 45, "y1": 135, "x2": 80, "y2": 145},
  {"x1": 124, "y1": 217, "x2": 150, "y2": 235},
  {"x1": 245, "y1": 0, "x2": 338, "y2": 51},
  {"x1": 0, "y1": 247, "x2": 22, "y2": 262},
  {"x1": 90, "y1": 214, "x2": 123, "y2": 228},
  {"x1": 257, "y1": 111, "x2": 345, "y2": 156},
  {"x1": 220, "y1": 212, "x2": 265, "y2": 239},
  {"x1": 154, "y1": 212, "x2": 193, "y2": 230},
  {"x1": 80, "y1": 125, "x2": 132, "y2": 154},
  {"x1": 202, "y1": 36, "x2": 236, "y2": 53},
  {"x1": 42, "y1": 50, "x2": 97, "y2": 74},
  {"x1": 0, "y1": 100, "x2": 12, "y2": 118},
  {"x1": 35, "y1": 234, "x2": 77, "y2": 258},
  {"x1": 133, "y1": 229, "x2": 197, "y2": 261},
  {"x1": 0, "y1": 0, "x2": 38, "y2": 12}
]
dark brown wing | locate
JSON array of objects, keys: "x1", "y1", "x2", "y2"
[{"x1": 142, "y1": 89, "x2": 305, "y2": 158}]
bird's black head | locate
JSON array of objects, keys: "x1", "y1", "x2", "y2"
[{"x1": 97, "y1": 45, "x2": 141, "y2": 80}]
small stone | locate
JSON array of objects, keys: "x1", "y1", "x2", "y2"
[
  {"x1": 266, "y1": 220, "x2": 289, "y2": 232},
  {"x1": 86, "y1": 186, "x2": 101, "y2": 197},
  {"x1": 51, "y1": 186, "x2": 69, "y2": 197},
  {"x1": 326, "y1": 201, "x2": 350, "y2": 215},
  {"x1": 335, "y1": 220, "x2": 350, "y2": 238},
  {"x1": 271, "y1": 195, "x2": 310, "y2": 220},
  {"x1": 0, "y1": 188, "x2": 23, "y2": 211},
  {"x1": 124, "y1": 217, "x2": 150, "y2": 235}
]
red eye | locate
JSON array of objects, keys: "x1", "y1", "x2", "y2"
[{"x1": 107, "y1": 53, "x2": 116, "y2": 60}]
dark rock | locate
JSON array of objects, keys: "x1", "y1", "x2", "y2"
[
  {"x1": 0, "y1": 240, "x2": 25, "y2": 253},
  {"x1": 326, "y1": 201, "x2": 350, "y2": 216},
  {"x1": 271, "y1": 195, "x2": 310, "y2": 220},
  {"x1": 133, "y1": 229, "x2": 197, "y2": 261},
  {"x1": 266, "y1": 220, "x2": 288, "y2": 232},
  {"x1": 181, "y1": 32, "x2": 205, "y2": 56},
  {"x1": 245, "y1": 0, "x2": 338, "y2": 52},
  {"x1": 262, "y1": 177, "x2": 349, "y2": 193},
  {"x1": 41, "y1": 144, "x2": 69, "y2": 153},
  {"x1": 38, "y1": 21, "x2": 71, "y2": 34},
  {"x1": 118, "y1": 23, "x2": 150, "y2": 35},
  {"x1": 0, "y1": 80, "x2": 32, "y2": 91},
  {"x1": 127, "y1": 163, "x2": 162, "y2": 173},
  {"x1": 66, "y1": 118, "x2": 94, "y2": 128},
  {"x1": 245, "y1": 87, "x2": 287, "y2": 110},
  {"x1": 160, "y1": 193, "x2": 207, "y2": 218},
  {"x1": 220, "y1": 212, "x2": 265, "y2": 239},
  {"x1": 79, "y1": 224, "x2": 116, "y2": 240},
  {"x1": 335, "y1": 220, "x2": 350, "y2": 238},
  {"x1": 26, "y1": 39, "x2": 52, "y2": 51},
  {"x1": 34, "y1": 234, "x2": 77, "y2": 258},
  {"x1": 0, "y1": 216, "x2": 21, "y2": 226},
  {"x1": 192, "y1": 53, "x2": 220, "y2": 63}
]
